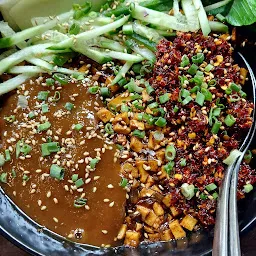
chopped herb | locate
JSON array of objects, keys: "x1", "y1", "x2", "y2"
[
  {"x1": 22, "y1": 174, "x2": 30, "y2": 181},
  {"x1": 159, "y1": 93, "x2": 169, "y2": 104},
  {"x1": 75, "y1": 178, "x2": 84, "y2": 188},
  {"x1": 11, "y1": 169, "x2": 16, "y2": 178},
  {"x1": 164, "y1": 161, "x2": 175, "y2": 175},
  {"x1": 4, "y1": 115, "x2": 16, "y2": 123},
  {"x1": 42, "y1": 104, "x2": 49, "y2": 113},
  {"x1": 165, "y1": 144, "x2": 176, "y2": 161},
  {"x1": 146, "y1": 85, "x2": 154, "y2": 95},
  {"x1": 38, "y1": 122, "x2": 51, "y2": 131},
  {"x1": 88, "y1": 86, "x2": 99, "y2": 94},
  {"x1": 74, "y1": 198, "x2": 87, "y2": 208},
  {"x1": 155, "y1": 117, "x2": 167, "y2": 127},
  {"x1": 0, "y1": 154, "x2": 5, "y2": 167},
  {"x1": 52, "y1": 91, "x2": 61, "y2": 102},
  {"x1": 205, "y1": 64, "x2": 214, "y2": 72},
  {"x1": 74, "y1": 123, "x2": 84, "y2": 131},
  {"x1": 180, "y1": 158, "x2": 186, "y2": 167},
  {"x1": 173, "y1": 105, "x2": 179, "y2": 113},
  {"x1": 148, "y1": 102, "x2": 158, "y2": 109},
  {"x1": 244, "y1": 184, "x2": 253, "y2": 193},
  {"x1": 200, "y1": 193, "x2": 208, "y2": 200},
  {"x1": 69, "y1": 23, "x2": 80, "y2": 35},
  {"x1": 212, "y1": 192, "x2": 219, "y2": 199},
  {"x1": 72, "y1": 174, "x2": 79, "y2": 182},
  {"x1": 205, "y1": 183, "x2": 217, "y2": 192},
  {"x1": 65, "y1": 102, "x2": 74, "y2": 111},
  {"x1": 0, "y1": 172, "x2": 7, "y2": 183},
  {"x1": 120, "y1": 177, "x2": 128, "y2": 188},
  {"x1": 41, "y1": 142, "x2": 60, "y2": 157},
  {"x1": 188, "y1": 64, "x2": 198, "y2": 75},
  {"x1": 180, "y1": 54, "x2": 190, "y2": 67},
  {"x1": 5, "y1": 149, "x2": 11, "y2": 162},
  {"x1": 53, "y1": 73, "x2": 69, "y2": 85},
  {"x1": 100, "y1": 87, "x2": 110, "y2": 97},
  {"x1": 37, "y1": 91, "x2": 49, "y2": 101},
  {"x1": 192, "y1": 53, "x2": 204, "y2": 64},
  {"x1": 45, "y1": 78, "x2": 55, "y2": 86},
  {"x1": 230, "y1": 83, "x2": 241, "y2": 92},
  {"x1": 181, "y1": 183, "x2": 195, "y2": 200},
  {"x1": 28, "y1": 111, "x2": 36, "y2": 119},
  {"x1": 50, "y1": 164, "x2": 65, "y2": 180},
  {"x1": 195, "y1": 91, "x2": 205, "y2": 106},
  {"x1": 211, "y1": 119, "x2": 222, "y2": 134},
  {"x1": 230, "y1": 95, "x2": 241, "y2": 102},
  {"x1": 224, "y1": 114, "x2": 236, "y2": 127},
  {"x1": 244, "y1": 150, "x2": 252, "y2": 163},
  {"x1": 105, "y1": 123, "x2": 114, "y2": 135},
  {"x1": 121, "y1": 104, "x2": 129, "y2": 112},
  {"x1": 132, "y1": 130, "x2": 145, "y2": 139},
  {"x1": 90, "y1": 158, "x2": 99, "y2": 169},
  {"x1": 182, "y1": 95, "x2": 193, "y2": 105}
]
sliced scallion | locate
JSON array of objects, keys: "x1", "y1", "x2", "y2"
[
  {"x1": 120, "y1": 177, "x2": 128, "y2": 188},
  {"x1": 53, "y1": 73, "x2": 69, "y2": 85},
  {"x1": 165, "y1": 144, "x2": 176, "y2": 161},
  {"x1": 74, "y1": 198, "x2": 87, "y2": 208},
  {"x1": 28, "y1": 111, "x2": 36, "y2": 119},
  {"x1": 0, "y1": 172, "x2": 7, "y2": 183},
  {"x1": 4, "y1": 115, "x2": 15, "y2": 123},
  {"x1": 164, "y1": 161, "x2": 174, "y2": 175},
  {"x1": 75, "y1": 178, "x2": 84, "y2": 188},
  {"x1": 5, "y1": 149, "x2": 11, "y2": 162},
  {"x1": 38, "y1": 121, "x2": 51, "y2": 131},
  {"x1": 90, "y1": 158, "x2": 99, "y2": 169},
  {"x1": 72, "y1": 174, "x2": 79, "y2": 182},
  {"x1": 192, "y1": 53, "x2": 204, "y2": 64},
  {"x1": 0, "y1": 154, "x2": 5, "y2": 167},
  {"x1": 42, "y1": 104, "x2": 49, "y2": 113},
  {"x1": 205, "y1": 64, "x2": 213, "y2": 72},
  {"x1": 195, "y1": 91, "x2": 205, "y2": 106},
  {"x1": 74, "y1": 124, "x2": 84, "y2": 131},
  {"x1": 180, "y1": 158, "x2": 186, "y2": 167},
  {"x1": 37, "y1": 91, "x2": 49, "y2": 101},
  {"x1": 211, "y1": 119, "x2": 221, "y2": 134},
  {"x1": 180, "y1": 54, "x2": 190, "y2": 67},
  {"x1": 223, "y1": 149, "x2": 242, "y2": 165},
  {"x1": 100, "y1": 87, "x2": 110, "y2": 97},
  {"x1": 155, "y1": 117, "x2": 167, "y2": 127},
  {"x1": 50, "y1": 164, "x2": 65, "y2": 180},
  {"x1": 52, "y1": 91, "x2": 61, "y2": 102},
  {"x1": 182, "y1": 95, "x2": 193, "y2": 105},
  {"x1": 159, "y1": 93, "x2": 169, "y2": 104},
  {"x1": 181, "y1": 183, "x2": 195, "y2": 200},
  {"x1": 132, "y1": 130, "x2": 145, "y2": 139},
  {"x1": 105, "y1": 123, "x2": 114, "y2": 135},
  {"x1": 224, "y1": 114, "x2": 236, "y2": 127},
  {"x1": 65, "y1": 102, "x2": 74, "y2": 111},
  {"x1": 205, "y1": 183, "x2": 217, "y2": 192},
  {"x1": 88, "y1": 86, "x2": 99, "y2": 94},
  {"x1": 188, "y1": 64, "x2": 198, "y2": 75},
  {"x1": 244, "y1": 184, "x2": 253, "y2": 193}
]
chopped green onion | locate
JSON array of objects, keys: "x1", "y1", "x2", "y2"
[
  {"x1": 53, "y1": 73, "x2": 69, "y2": 85},
  {"x1": 20, "y1": 143, "x2": 32, "y2": 156},
  {"x1": 132, "y1": 130, "x2": 145, "y2": 139},
  {"x1": 118, "y1": 78, "x2": 127, "y2": 87},
  {"x1": 121, "y1": 104, "x2": 129, "y2": 112},
  {"x1": 88, "y1": 86, "x2": 99, "y2": 94},
  {"x1": 192, "y1": 53, "x2": 204, "y2": 64},
  {"x1": 225, "y1": 88, "x2": 232, "y2": 95},
  {"x1": 100, "y1": 87, "x2": 110, "y2": 97},
  {"x1": 180, "y1": 158, "x2": 186, "y2": 167},
  {"x1": 74, "y1": 124, "x2": 84, "y2": 131},
  {"x1": 38, "y1": 121, "x2": 51, "y2": 131},
  {"x1": 155, "y1": 117, "x2": 167, "y2": 127},
  {"x1": 190, "y1": 85, "x2": 200, "y2": 93},
  {"x1": 230, "y1": 83, "x2": 241, "y2": 92},
  {"x1": 11, "y1": 169, "x2": 16, "y2": 178},
  {"x1": 181, "y1": 183, "x2": 195, "y2": 200},
  {"x1": 5, "y1": 149, "x2": 11, "y2": 162},
  {"x1": 90, "y1": 158, "x2": 99, "y2": 169},
  {"x1": 4, "y1": 115, "x2": 15, "y2": 123},
  {"x1": 211, "y1": 119, "x2": 221, "y2": 134},
  {"x1": 244, "y1": 184, "x2": 253, "y2": 193},
  {"x1": 230, "y1": 95, "x2": 241, "y2": 102},
  {"x1": 182, "y1": 96, "x2": 193, "y2": 105},
  {"x1": 146, "y1": 85, "x2": 154, "y2": 95},
  {"x1": 41, "y1": 142, "x2": 60, "y2": 156},
  {"x1": 224, "y1": 114, "x2": 236, "y2": 127},
  {"x1": 165, "y1": 144, "x2": 176, "y2": 161},
  {"x1": 75, "y1": 178, "x2": 84, "y2": 188},
  {"x1": 105, "y1": 123, "x2": 114, "y2": 135},
  {"x1": 65, "y1": 102, "x2": 74, "y2": 111},
  {"x1": 205, "y1": 64, "x2": 214, "y2": 72},
  {"x1": 132, "y1": 100, "x2": 144, "y2": 110},
  {"x1": 223, "y1": 149, "x2": 242, "y2": 165},
  {"x1": 244, "y1": 150, "x2": 252, "y2": 162},
  {"x1": 120, "y1": 177, "x2": 128, "y2": 188},
  {"x1": 208, "y1": 79, "x2": 216, "y2": 86},
  {"x1": 123, "y1": 24, "x2": 133, "y2": 35},
  {"x1": 37, "y1": 91, "x2": 49, "y2": 101},
  {"x1": 195, "y1": 91, "x2": 205, "y2": 106},
  {"x1": 0, "y1": 172, "x2": 7, "y2": 183},
  {"x1": 212, "y1": 192, "x2": 219, "y2": 199},
  {"x1": 200, "y1": 193, "x2": 207, "y2": 200},
  {"x1": 132, "y1": 63, "x2": 143, "y2": 74},
  {"x1": 173, "y1": 105, "x2": 179, "y2": 113},
  {"x1": 124, "y1": 79, "x2": 144, "y2": 93},
  {"x1": 213, "y1": 108, "x2": 221, "y2": 117},
  {"x1": 148, "y1": 102, "x2": 158, "y2": 109},
  {"x1": 201, "y1": 88, "x2": 212, "y2": 101},
  {"x1": 179, "y1": 75, "x2": 188, "y2": 86},
  {"x1": 72, "y1": 174, "x2": 79, "y2": 182},
  {"x1": 46, "y1": 78, "x2": 55, "y2": 86},
  {"x1": 181, "y1": 89, "x2": 190, "y2": 98},
  {"x1": 180, "y1": 54, "x2": 190, "y2": 67},
  {"x1": 50, "y1": 164, "x2": 65, "y2": 180},
  {"x1": 116, "y1": 144, "x2": 124, "y2": 150},
  {"x1": 42, "y1": 104, "x2": 49, "y2": 113},
  {"x1": 131, "y1": 94, "x2": 142, "y2": 100},
  {"x1": 22, "y1": 174, "x2": 30, "y2": 181},
  {"x1": 164, "y1": 161, "x2": 174, "y2": 175},
  {"x1": 52, "y1": 91, "x2": 61, "y2": 102},
  {"x1": 159, "y1": 93, "x2": 169, "y2": 104},
  {"x1": 73, "y1": 2, "x2": 91, "y2": 19},
  {"x1": 15, "y1": 140, "x2": 21, "y2": 158},
  {"x1": 69, "y1": 23, "x2": 80, "y2": 35},
  {"x1": 153, "y1": 131, "x2": 164, "y2": 141},
  {"x1": 188, "y1": 64, "x2": 199, "y2": 75},
  {"x1": 239, "y1": 90, "x2": 247, "y2": 98},
  {"x1": 74, "y1": 198, "x2": 87, "y2": 208},
  {"x1": 205, "y1": 183, "x2": 217, "y2": 192},
  {"x1": 28, "y1": 111, "x2": 36, "y2": 119},
  {"x1": 0, "y1": 154, "x2": 5, "y2": 167}
]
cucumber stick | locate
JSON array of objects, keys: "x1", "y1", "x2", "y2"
[
  {"x1": 111, "y1": 62, "x2": 134, "y2": 85},
  {"x1": 49, "y1": 15, "x2": 129, "y2": 50},
  {"x1": 0, "y1": 10, "x2": 73, "y2": 49}
]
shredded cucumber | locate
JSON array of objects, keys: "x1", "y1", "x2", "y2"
[{"x1": 111, "y1": 62, "x2": 134, "y2": 85}]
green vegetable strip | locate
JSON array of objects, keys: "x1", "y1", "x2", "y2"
[
  {"x1": 209, "y1": 21, "x2": 229, "y2": 33},
  {"x1": 192, "y1": 0, "x2": 211, "y2": 36},
  {"x1": 132, "y1": 21, "x2": 163, "y2": 43},
  {"x1": 111, "y1": 62, "x2": 134, "y2": 85},
  {"x1": 8, "y1": 66, "x2": 45, "y2": 74},
  {"x1": 181, "y1": 0, "x2": 200, "y2": 32},
  {"x1": 130, "y1": 4, "x2": 190, "y2": 32},
  {"x1": 204, "y1": 0, "x2": 232, "y2": 12},
  {"x1": 49, "y1": 15, "x2": 129, "y2": 50},
  {"x1": 0, "y1": 11, "x2": 73, "y2": 49},
  {"x1": 0, "y1": 73, "x2": 37, "y2": 96}
]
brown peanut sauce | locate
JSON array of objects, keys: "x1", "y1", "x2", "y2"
[{"x1": 0, "y1": 77, "x2": 126, "y2": 247}]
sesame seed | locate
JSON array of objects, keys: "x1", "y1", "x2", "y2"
[
  {"x1": 41, "y1": 205, "x2": 47, "y2": 211},
  {"x1": 103, "y1": 199, "x2": 110, "y2": 202},
  {"x1": 107, "y1": 184, "x2": 114, "y2": 189},
  {"x1": 53, "y1": 217, "x2": 59, "y2": 223},
  {"x1": 109, "y1": 201, "x2": 115, "y2": 207},
  {"x1": 102, "y1": 230, "x2": 108, "y2": 234}
]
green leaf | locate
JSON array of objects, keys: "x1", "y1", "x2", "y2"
[{"x1": 226, "y1": 0, "x2": 256, "y2": 26}]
